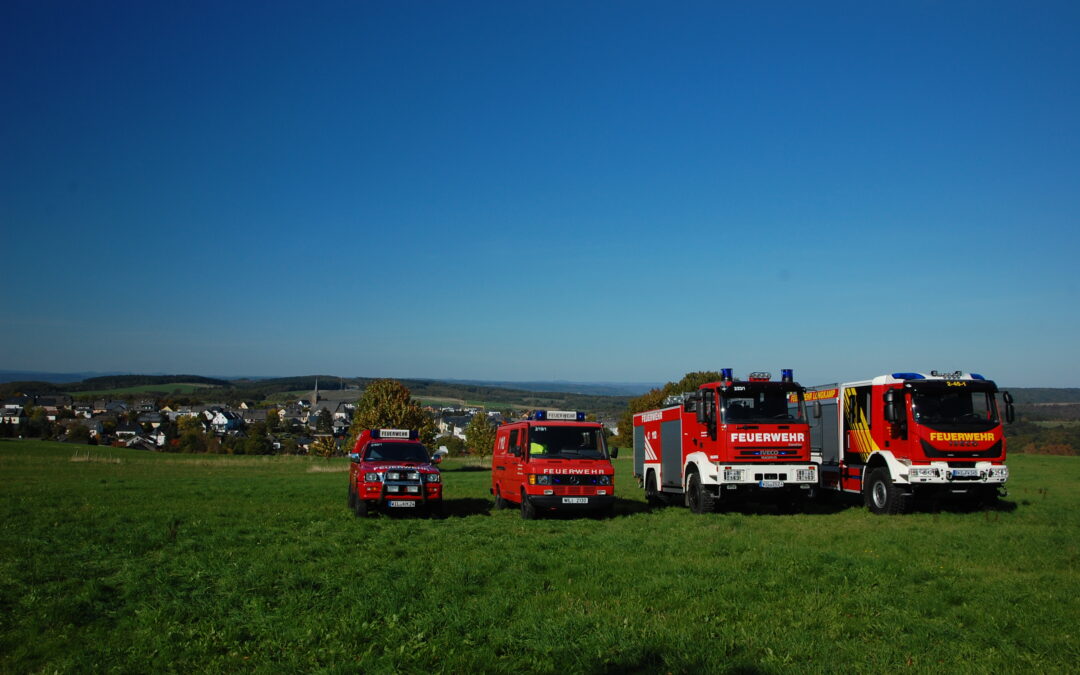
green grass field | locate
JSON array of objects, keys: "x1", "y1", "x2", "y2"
[{"x1": 1, "y1": 441, "x2": 1077, "y2": 673}]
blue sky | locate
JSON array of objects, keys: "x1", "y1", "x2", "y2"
[{"x1": 2, "y1": 1, "x2": 1078, "y2": 387}]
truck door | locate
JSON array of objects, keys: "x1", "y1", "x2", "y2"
[
  {"x1": 660, "y1": 416, "x2": 683, "y2": 488},
  {"x1": 493, "y1": 428, "x2": 509, "y2": 497},
  {"x1": 505, "y1": 427, "x2": 525, "y2": 498}
]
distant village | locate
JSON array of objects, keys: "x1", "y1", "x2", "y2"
[{"x1": 0, "y1": 382, "x2": 510, "y2": 455}]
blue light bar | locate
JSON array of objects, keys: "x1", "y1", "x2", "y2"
[
  {"x1": 781, "y1": 369, "x2": 793, "y2": 382},
  {"x1": 891, "y1": 372, "x2": 925, "y2": 380},
  {"x1": 721, "y1": 368, "x2": 733, "y2": 381},
  {"x1": 970, "y1": 373, "x2": 986, "y2": 380}
]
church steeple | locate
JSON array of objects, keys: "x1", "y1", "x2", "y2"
[{"x1": 311, "y1": 378, "x2": 320, "y2": 406}]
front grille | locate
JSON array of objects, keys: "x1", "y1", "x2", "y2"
[
  {"x1": 753, "y1": 473, "x2": 788, "y2": 481},
  {"x1": 550, "y1": 474, "x2": 607, "y2": 486},
  {"x1": 553, "y1": 486, "x2": 592, "y2": 496}
]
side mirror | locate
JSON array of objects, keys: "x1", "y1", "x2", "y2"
[
  {"x1": 883, "y1": 390, "x2": 901, "y2": 424},
  {"x1": 813, "y1": 401, "x2": 822, "y2": 419},
  {"x1": 609, "y1": 447, "x2": 619, "y2": 459},
  {"x1": 431, "y1": 454, "x2": 443, "y2": 464},
  {"x1": 349, "y1": 453, "x2": 360, "y2": 462},
  {"x1": 695, "y1": 393, "x2": 708, "y2": 425},
  {"x1": 1003, "y1": 391, "x2": 1015, "y2": 424}
]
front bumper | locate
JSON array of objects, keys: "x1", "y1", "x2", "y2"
[
  {"x1": 526, "y1": 494, "x2": 615, "y2": 512},
  {"x1": 900, "y1": 462, "x2": 1008, "y2": 486}
]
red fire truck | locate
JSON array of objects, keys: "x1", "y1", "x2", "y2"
[
  {"x1": 633, "y1": 369, "x2": 817, "y2": 513},
  {"x1": 347, "y1": 429, "x2": 443, "y2": 517},
  {"x1": 805, "y1": 371, "x2": 1014, "y2": 514},
  {"x1": 491, "y1": 410, "x2": 617, "y2": 519}
]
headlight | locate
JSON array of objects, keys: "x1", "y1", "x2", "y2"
[
  {"x1": 990, "y1": 466, "x2": 1009, "y2": 479},
  {"x1": 908, "y1": 467, "x2": 940, "y2": 478},
  {"x1": 795, "y1": 468, "x2": 816, "y2": 482},
  {"x1": 597, "y1": 475, "x2": 611, "y2": 485},
  {"x1": 407, "y1": 472, "x2": 420, "y2": 481},
  {"x1": 536, "y1": 475, "x2": 551, "y2": 485},
  {"x1": 386, "y1": 485, "x2": 400, "y2": 493},
  {"x1": 424, "y1": 473, "x2": 441, "y2": 483},
  {"x1": 387, "y1": 471, "x2": 402, "y2": 481},
  {"x1": 723, "y1": 469, "x2": 744, "y2": 482},
  {"x1": 364, "y1": 472, "x2": 380, "y2": 482}
]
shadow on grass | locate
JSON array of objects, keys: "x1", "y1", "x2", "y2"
[{"x1": 442, "y1": 497, "x2": 493, "y2": 518}]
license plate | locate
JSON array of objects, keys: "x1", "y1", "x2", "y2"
[
  {"x1": 387, "y1": 500, "x2": 416, "y2": 508},
  {"x1": 562, "y1": 497, "x2": 588, "y2": 504},
  {"x1": 759, "y1": 480, "x2": 784, "y2": 488},
  {"x1": 951, "y1": 469, "x2": 979, "y2": 478}
]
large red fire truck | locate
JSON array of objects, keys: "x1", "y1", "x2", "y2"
[
  {"x1": 491, "y1": 410, "x2": 617, "y2": 519},
  {"x1": 348, "y1": 429, "x2": 443, "y2": 517},
  {"x1": 633, "y1": 369, "x2": 817, "y2": 513},
  {"x1": 804, "y1": 371, "x2": 1014, "y2": 514}
]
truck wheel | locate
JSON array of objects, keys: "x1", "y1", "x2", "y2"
[
  {"x1": 645, "y1": 471, "x2": 664, "y2": 508},
  {"x1": 686, "y1": 471, "x2": 715, "y2": 514},
  {"x1": 864, "y1": 467, "x2": 909, "y2": 515},
  {"x1": 520, "y1": 490, "x2": 537, "y2": 520},
  {"x1": 494, "y1": 487, "x2": 508, "y2": 510},
  {"x1": 347, "y1": 485, "x2": 355, "y2": 509}
]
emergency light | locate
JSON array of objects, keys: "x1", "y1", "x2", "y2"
[
  {"x1": 748, "y1": 372, "x2": 772, "y2": 382},
  {"x1": 372, "y1": 429, "x2": 417, "y2": 440},
  {"x1": 931, "y1": 370, "x2": 963, "y2": 379},
  {"x1": 530, "y1": 410, "x2": 586, "y2": 421},
  {"x1": 721, "y1": 368, "x2": 734, "y2": 382},
  {"x1": 891, "y1": 372, "x2": 925, "y2": 380},
  {"x1": 781, "y1": 369, "x2": 793, "y2": 383}
]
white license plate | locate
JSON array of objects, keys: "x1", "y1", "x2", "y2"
[
  {"x1": 387, "y1": 500, "x2": 417, "y2": 508},
  {"x1": 759, "y1": 480, "x2": 784, "y2": 488},
  {"x1": 951, "y1": 469, "x2": 979, "y2": 478},
  {"x1": 562, "y1": 497, "x2": 588, "y2": 504}
]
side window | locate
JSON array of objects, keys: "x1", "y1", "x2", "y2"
[
  {"x1": 844, "y1": 386, "x2": 872, "y2": 432},
  {"x1": 508, "y1": 429, "x2": 519, "y2": 455}
]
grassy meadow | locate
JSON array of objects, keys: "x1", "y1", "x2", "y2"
[{"x1": 1, "y1": 440, "x2": 1077, "y2": 673}]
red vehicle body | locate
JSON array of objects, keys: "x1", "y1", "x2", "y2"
[
  {"x1": 491, "y1": 410, "x2": 616, "y2": 519},
  {"x1": 806, "y1": 371, "x2": 1013, "y2": 514},
  {"x1": 347, "y1": 429, "x2": 443, "y2": 517},
  {"x1": 633, "y1": 369, "x2": 817, "y2": 513}
]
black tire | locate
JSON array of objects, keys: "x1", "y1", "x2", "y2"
[
  {"x1": 645, "y1": 471, "x2": 665, "y2": 508},
  {"x1": 494, "y1": 487, "x2": 508, "y2": 510},
  {"x1": 521, "y1": 491, "x2": 537, "y2": 520},
  {"x1": 686, "y1": 471, "x2": 715, "y2": 514},
  {"x1": 347, "y1": 484, "x2": 356, "y2": 509},
  {"x1": 864, "y1": 467, "x2": 910, "y2": 515}
]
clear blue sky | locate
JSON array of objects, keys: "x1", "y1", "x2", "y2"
[{"x1": 3, "y1": 1, "x2": 1078, "y2": 387}]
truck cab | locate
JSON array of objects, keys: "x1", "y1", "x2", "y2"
[
  {"x1": 491, "y1": 410, "x2": 616, "y2": 519},
  {"x1": 808, "y1": 371, "x2": 1013, "y2": 514},
  {"x1": 348, "y1": 428, "x2": 443, "y2": 517},
  {"x1": 634, "y1": 369, "x2": 817, "y2": 513}
]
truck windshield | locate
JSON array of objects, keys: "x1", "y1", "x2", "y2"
[
  {"x1": 721, "y1": 387, "x2": 806, "y2": 424},
  {"x1": 911, "y1": 385, "x2": 999, "y2": 429},
  {"x1": 528, "y1": 425, "x2": 607, "y2": 460},
  {"x1": 363, "y1": 442, "x2": 431, "y2": 462}
]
